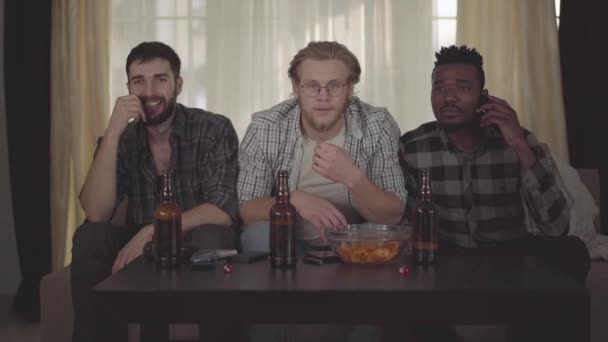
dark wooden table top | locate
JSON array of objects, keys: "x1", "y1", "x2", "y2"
[{"x1": 94, "y1": 255, "x2": 588, "y2": 325}]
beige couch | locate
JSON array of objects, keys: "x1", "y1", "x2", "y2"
[{"x1": 40, "y1": 169, "x2": 607, "y2": 342}]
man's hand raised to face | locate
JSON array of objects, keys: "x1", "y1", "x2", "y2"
[
  {"x1": 106, "y1": 95, "x2": 147, "y2": 136},
  {"x1": 312, "y1": 142, "x2": 364, "y2": 188},
  {"x1": 477, "y1": 94, "x2": 537, "y2": 169},
  {"x1": 477, "y1": 95, "x2": 527, "y2": 148}
]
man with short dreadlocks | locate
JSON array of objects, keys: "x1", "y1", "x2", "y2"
[{"x1": 399, "y1": 45, "x2": 589, "y2": 342}]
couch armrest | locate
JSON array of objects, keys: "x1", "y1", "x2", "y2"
[{"x1": 40, "y1": 266, "x2": 73, "y2": 342}]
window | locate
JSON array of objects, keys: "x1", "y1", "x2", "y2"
[
  {"x1": 433, "y1": 0, "x2": 457, "y2": 51},
  {"x1": 110, "y1": 0, "x2": 209, "y2": 111},
  {"x1": 555, "y1": 0, "x2": 561, "y2": 27},
  {"x1": 110, "y1": 1, "x2": 461, "y2": 135}
]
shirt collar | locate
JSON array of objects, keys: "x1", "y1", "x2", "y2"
[
  {"x1": 436, "y1": 124, "x2": 506, "y2": 154},
  {"x1": 171, "y1": 104, "x2": 186, "y2": 139},
  {"x1": 345, "y1": 97, "x2": 363, "y2": 139},
  {"x1": 136, "y1": 103, "x2": 185, "y2": 154}
]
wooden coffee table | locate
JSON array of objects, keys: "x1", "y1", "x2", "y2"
[{"x1": 95, "y1": 255, "x2": 589, "y2": 342}]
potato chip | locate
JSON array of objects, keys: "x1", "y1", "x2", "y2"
[{"x1": 335, "y1": 240, "x2": 402, "y2": 263}]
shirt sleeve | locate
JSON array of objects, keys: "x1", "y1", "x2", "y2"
[
  {"x1": 368, "y1": 112, "x2": 408, "y2": 207},
  {"x1": 237, "y1": 121, "x2": 274, "y2": 205},
  {"x1": 93, "y1": 136, "x2": 127, "y2": 219},
  {"x1": 200, "y1": 119, "x2": 240, "y2": 226},
  {"x1": 520, "y1": 132, "x2": 571, "y2": 236},
  {"x1": 398, "y1": 141, "x2": 418, "y2": 222}
]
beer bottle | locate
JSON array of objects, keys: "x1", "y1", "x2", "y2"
[
  {"x1": 412, "y1": 168, "x2": 438, "y2": 264},
  {"x1": 154, "y1": 171, "x2": 182, "y2": 269},
  {"x1": 269, "y1": 170, "x2": 297, "y2": 268}
]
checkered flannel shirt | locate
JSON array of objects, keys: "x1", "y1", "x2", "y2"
[
  {"x1": 108, "y1": 104, "x2": 239, "y2": 227},
  {"x1": 399, "y1": 122, "x2": 570, "y2": 248},
  {"x1": 237, "y1": 97, "x2": 407, "y2": 211}
]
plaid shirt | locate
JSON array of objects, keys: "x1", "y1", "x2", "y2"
[
  {"x1": 399, "y1": 122, "x2": 570, "y2": 248},
  {"x1": 111, "y1": 104, "x2": 239, "y2": 227},
  {"x1": 238, "y1": 97, "x2": 407, "y2": 211}
]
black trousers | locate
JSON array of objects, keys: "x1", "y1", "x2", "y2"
[
  {"x1": 413, "y1": 235, "x2": 591, "y2": 342},
  {"x1": 70, "y1": 221, "x2": 237, "y2": 342}
]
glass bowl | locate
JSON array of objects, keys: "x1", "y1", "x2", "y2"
[{"x1": 325, "y1": 224, "x2": 412, "y2": 264}]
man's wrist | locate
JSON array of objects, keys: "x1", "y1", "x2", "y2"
[
  {"x1": 142, "y1": 224, "x2": 154, "y2": 239},
  {"x1": 512, "y1": 143, "x2": 537, "y2": 169},
  {"x1": 102, "y1": 127, "x2": 122, "y2": 142},
  {"x1": 290, "y1": 191, "x2": 304, "y2": 208},
  {"x1": 344, "y1": 168, "x2": 365, "y2": 190}
]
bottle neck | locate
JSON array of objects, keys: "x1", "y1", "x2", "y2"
[
  {"x1": 418, "y1": 171, "x2": 432, "y2": 202},
  {"x1": 419, "y1": 186, "x2": 431, "y2": 202},
  {"x1": 160, "y1": 173, "x2": 175, "y2": 203},
  {"x1": 276, "y1": 173, "x2": 290, "y2": 203},
  {"x1": 276, "y1": 192, "x2": 290, "y2": 203},
  {"x1": 161, "y1": 193, "x2": 175, "y2": 203}
]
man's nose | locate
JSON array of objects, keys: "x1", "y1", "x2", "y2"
[
  {"x1": 140, "y1": 82, "x2": 154, "y2": 96},
  {"x1": 317, "y1": 87, "x2": 330, "y2": 100},
  {"x1": 443, "y1": 88, "x2": 457, "y2": 102}
]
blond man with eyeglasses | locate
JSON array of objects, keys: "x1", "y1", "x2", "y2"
[{"x1": 237, "y1": 40, "x2": 406, "y2": 342}]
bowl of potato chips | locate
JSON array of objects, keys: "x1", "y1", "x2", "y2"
[{"x1": 326, "y1": 224, "x2": 412, "y2": 264}]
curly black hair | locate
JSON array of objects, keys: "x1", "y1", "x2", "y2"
[{"x1": 433, "y1": 45, "x2": 485, "y2": 88}]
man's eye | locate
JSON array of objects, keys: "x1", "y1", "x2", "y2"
[
  {"x1": 461, "y1": 86, "x2": 470, "y2": 92},
  {"x1": 306, "y1": 84, "x2": 320, "y2": 90}
]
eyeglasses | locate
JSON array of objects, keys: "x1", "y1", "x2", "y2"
[{"x1": 300, "y1": 82, "x2": 347, "y2": 97}]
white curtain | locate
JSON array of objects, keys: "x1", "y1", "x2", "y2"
[
  {"x1": 110, "y1": 0, "x2": 439, "y2": 140},
  {"x1": 457, "y1": 0, "x2": 568, "y2": 161}
]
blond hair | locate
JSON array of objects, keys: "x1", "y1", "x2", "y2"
[{"x1": 288, "y1": 41, "x2": 361, "y2": 84}]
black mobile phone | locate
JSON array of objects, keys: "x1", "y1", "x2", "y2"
[
  {"x1": 477, "y1": 93, "x2": 501, "y2": 135},
  {"x1": 228, "y1": 251, "x2": 270, "y2": 263},
  {"x1": 190, "y1": 249, "x2": 218, "y2": 270},
  {"x1": 305, "y1": 251, "x2": 341, "y2": 263},
  {"x1": 478, "y1": 93, "x2": 489, "y2": 114}
]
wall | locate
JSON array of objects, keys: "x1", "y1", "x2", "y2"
[{"x1": 0, "y1": 0, "x2": 21, "y2": 294}]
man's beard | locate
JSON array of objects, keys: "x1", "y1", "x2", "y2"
[
  {"x1": 439, "y1": 117, "x2": 477, "y2": 132},
  {"x1": 298, "y1": 98, "x2": 349, "y2": 135},
  {"x1": 142, "y1": 93, "x2": 178, "y2": 126},
  {"x1": 436, "y1": 106, "x2": 481, "y2": 133}
]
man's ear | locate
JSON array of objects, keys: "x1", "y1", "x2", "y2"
[
  {"x1": 347, "y1": 83, "x2": 355, "y2": 99},
  {"x1": 291, "y1": 79, "x2": 300, "y2": 98},
  {"x1": 176, "y1": 77, "x2": 184, "y2": 96}
]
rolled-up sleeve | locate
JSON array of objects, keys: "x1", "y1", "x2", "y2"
[
  {"x1": 369, "y1": 113, "x2": 408, "y2": 206},
  {"x1": 520, "y1": 134, "x2": 571, "y2": 236},
  {"x1": 201, "y1": 120, "x2": 240, "y2": 226},
  {"x1": 237, "y1": 121, "x2": 274, "y2": 205}
]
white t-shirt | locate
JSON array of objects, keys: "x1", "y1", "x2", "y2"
[{"x1": 296, "y1": 122, "x2": 363, "y2": 242}]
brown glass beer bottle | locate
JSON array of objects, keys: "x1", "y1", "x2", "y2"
[
  {"x1": 412, "y1": 168, "x2": 438, "y2": 264},
  {"x1": 269, "y1": 170, "x2": 297, "y2": 268},
  {"x1": 154, "y1": 171, "x2": 182, "y2": 269}
]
